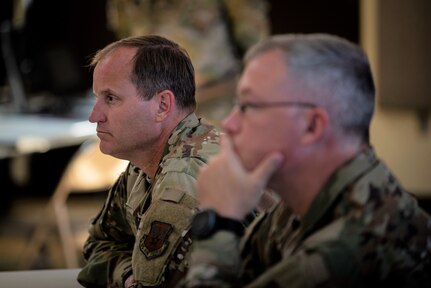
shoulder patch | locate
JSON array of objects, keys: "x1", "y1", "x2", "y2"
[{"x1": 140, "y1": 221, "x2": 173, "y2": 259}]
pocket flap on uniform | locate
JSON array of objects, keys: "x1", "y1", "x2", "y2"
[{"x1": 160, "y1": 188, "x2": 185, "y2": 203}]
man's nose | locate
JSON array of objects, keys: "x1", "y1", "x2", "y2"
[
  {"x1": 88, "y1": 101, "x2": 106, "y2": 123},
  {"x1": 222, "y1": 107, "x2": 241, "y2": 135}
]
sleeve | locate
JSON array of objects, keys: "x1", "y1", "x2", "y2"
[
  {"x1": 181, "y1": 204, "x2": 336, "y2": 288},
  {"x1": 181, "y1": 233, "x2": 348, "y2": 288},
  {"x1": 77, "y1": 169, "x2": 135, "y2": 288},
  {"x1": 181, "y1": 231, "x2": 243, "y2": 288},
  {"x1": 130, "y1": 157, "x2": 202, "y2": 287},
  {"x1": 243, "y1": 245, "x2": 346, "y2": 288}
]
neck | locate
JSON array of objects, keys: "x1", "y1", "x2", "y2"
[
  {"x1": 134, "y1": 110, "x2": 190, "y2": 177},
  {"x1": 139, "y1": 141, "x2": 167, "y2": 178},
  {"x1": 278, "y1": 141, "x2": 365, "y2": 217}
]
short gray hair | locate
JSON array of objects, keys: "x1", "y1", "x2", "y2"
[{"x1": 245, "y1": 33, "x2": 375, "y2": 143}]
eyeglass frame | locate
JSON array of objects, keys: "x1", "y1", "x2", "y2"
[{"x1": 234, "y1": 100, "x2": 317, "y2": 114}]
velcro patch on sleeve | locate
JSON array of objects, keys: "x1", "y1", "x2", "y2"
[
  {"x1": 133, "y1": 194, "x2": 199, "y2": 286},
  {"x1": 140, "y1": 220, "x2": 173, "y2": 260}
]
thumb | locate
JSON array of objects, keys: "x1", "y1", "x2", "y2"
[
  {"x1": 251, "y1": 152, "x2": 284, "y2": 187},
  {"x1": 220, "y1": 134, "x2": 234, "y2": 153}
]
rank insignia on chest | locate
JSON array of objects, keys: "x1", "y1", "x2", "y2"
[{"x1": 140, "y1": 220, "x2": 173, "y2": 259}]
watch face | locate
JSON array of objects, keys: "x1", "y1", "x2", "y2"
[{"x1": 191, "y1": 210, "x2": 216, "y2": 239}]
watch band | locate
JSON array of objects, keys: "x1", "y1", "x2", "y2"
[
  {"x1": 191, "y1": 209, "x2": 244, "y2": 240},
  {"x1": 216, "y1": 214, "x2": 245, "y2": 237}
]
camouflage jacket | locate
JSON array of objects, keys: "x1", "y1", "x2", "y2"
[
  {"x1": 77, "y1": 113, "x2": 220, "y2": 288},
  {"x1": 183, "y1": 148, "x2": 431, "y2": 287}
]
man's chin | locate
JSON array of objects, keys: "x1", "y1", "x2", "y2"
[
  {"x1": 99, "y1": 143, "x2": 114, "y2": 156},
  {"x1": 235, "y1": 146, "x2": 260, "y2": 171}
]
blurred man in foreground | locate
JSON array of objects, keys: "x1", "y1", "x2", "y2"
[{"x1": 183, "y1": 33, "x2": 431, "y2": 287}]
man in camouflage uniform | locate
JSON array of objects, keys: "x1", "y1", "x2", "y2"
[
  {"x1": 105, "y1": 0, "x2": 270, "y2": 125},
  {"x1": 182, "y1": 34, "x2": 431, "y2": 287},
  {"x1": 76, "y1": 35, "x2": 220, "y2": 287}
]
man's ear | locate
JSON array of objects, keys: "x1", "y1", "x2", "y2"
[
  {"x1": 154, "y1": 90, "x2": 175, "y2": 122},
  {"x1": 301, "y1": 107, "x2": 328, "y2": 145}
]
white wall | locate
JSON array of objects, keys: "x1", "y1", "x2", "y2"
[{"x1": 361, "y1": 0, "x2": 431, "y2": 197}]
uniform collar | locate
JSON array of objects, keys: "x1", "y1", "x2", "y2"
[
  {"x1": 167, "y1": 112, "x2": 200, "y2": 146},
  {"x1": 301, "y1": 147, "x2": 379, "y2": 231},
  {"x1": 130, "y1": 113, "x2": 201, "y2": 187}
]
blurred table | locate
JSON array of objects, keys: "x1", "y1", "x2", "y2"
[
  {"x1": 0, "y1": 268, "x2": 82, "y2": 288},
  {"x1": 0, "y1": 113, "x2": 96, "y2": 159}
]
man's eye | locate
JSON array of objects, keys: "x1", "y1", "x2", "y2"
[
  {"x1": 106, "y1": 95, "x2": 115, "y2": 102},
  {"x1": 239, "y1": 104, "x2": 247, "y2": 113}
]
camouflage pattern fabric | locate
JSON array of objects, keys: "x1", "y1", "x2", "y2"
[
  {"x1": 77, "y1": 113, "x2": 220, "y2": 288},
  {"x1": 106, "y1": 0, "x2": 269, "y2": 123},
  {"x1": 182, "y1": 147, "x2": 431, "y2": 287}
]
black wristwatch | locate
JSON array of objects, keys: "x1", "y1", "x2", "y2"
[{"x1": 191, "y1": 209, "x2": 244, "y2": 240}]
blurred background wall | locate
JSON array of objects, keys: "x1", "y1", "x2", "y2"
[{"x1": 362, "y1": 0, "x2": 431, "y2": 197}]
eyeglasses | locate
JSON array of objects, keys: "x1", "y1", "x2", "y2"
[{"x1": 235, "y1": 100, "x2": 317, "y2": 114}]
